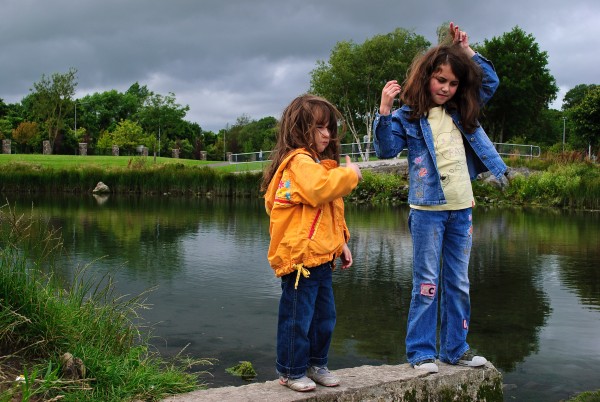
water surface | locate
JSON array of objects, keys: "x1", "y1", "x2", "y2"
[{"x1": 3, "y1": 195, "x2": 599, "y2": 401}]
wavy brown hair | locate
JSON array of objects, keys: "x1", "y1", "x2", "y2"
[
  {"x1": 400, "y1": 44, "x2": 483, "y2": 133},
  {"x1": 260, "y1": 94, "x2": 344, "y2": 192}
]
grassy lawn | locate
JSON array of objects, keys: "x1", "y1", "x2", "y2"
[
  {"x1": 0, "y1": 154, "x2": 384, "y2": 172},
  {"x1": 0, "y1": 154, "x2": 220, "y2": 169}
]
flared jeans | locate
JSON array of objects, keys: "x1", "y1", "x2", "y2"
[{"x1": 406, "y1": 208, "x2": 473, "y2": 365}]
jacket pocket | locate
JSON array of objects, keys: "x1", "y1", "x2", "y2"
[{"x1": 405, "y1": 127, "x2": 427, "y2": 159}]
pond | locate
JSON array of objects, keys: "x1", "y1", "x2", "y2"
[{"x1": 3, "y1": 194, "x2": 599, "y2": 401}]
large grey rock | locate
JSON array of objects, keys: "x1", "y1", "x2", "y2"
[{"x1": 92, "y1": 181, "x2": 110, "y2": 194}]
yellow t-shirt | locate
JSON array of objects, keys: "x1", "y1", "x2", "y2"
[{"x1": 411, "y1": 106, "x2": 474, "y2": 211}]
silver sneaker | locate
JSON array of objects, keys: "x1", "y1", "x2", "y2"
[
  {"x1": 413, "y1": 359, "x2": 439, "y2": 373},
  {"x1": 457, "y1": 350, "x2": 487, "y2": 367},
  {"x1": 279, "y1": 375, "x2": 316, "y2": 392},
  {"x1": 307, "y1": 366, "x2": 340, "y2": 387}
]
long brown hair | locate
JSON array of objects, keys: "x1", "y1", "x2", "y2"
[
  {"x1": 260, "y1": 94, "x2": 344, "y2": 192},
  {"x1": 400, "y1": 44, "x2": 483, "y2": 133}
]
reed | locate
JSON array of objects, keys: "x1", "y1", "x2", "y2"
[
  {"x1": 0, "y1": 162, "x2": 263, "y2": 198},
  {"x1": 503, "y1": 161, "x2": 599, "y2": 209},
  {"x1": 1, "y1": 157, "x2": 598, "y2": 210},
  {"x1": 0, "y1": 203, "x2": 207, "y2": 401}
]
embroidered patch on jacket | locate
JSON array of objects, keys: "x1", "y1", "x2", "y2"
[
  {"x1": 420, "y1": 283, "x2": 436, "y2": 297},
  {"x1": 274, "y1": 179, "x2": 292, "y2": 204}
]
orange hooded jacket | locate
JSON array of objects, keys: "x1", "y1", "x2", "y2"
[{"x1": 264, "y1": 149, "x2": 359, "y2": 281}]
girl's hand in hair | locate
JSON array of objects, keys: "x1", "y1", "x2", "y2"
[
  {"x1": 379, "y1": 80, "x2": 402, "y2": 116},
  {"x1": 450, "y1": 22, "x2": 476, "y2": 58}
]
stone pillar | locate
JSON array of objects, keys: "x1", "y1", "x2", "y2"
[
  {"x1": 141, "y1": 147, "x2": 148, "y2": 157},
  {"x1": 112, "y1": 145, "x2": 119, "y2": 156},
  {"x1": 2, "y1": 139, "x2": 10, "y2": 154},
  {"x1": 226, "y1": 152, "x2": 232, "y2": 162},
  {"x1": 43, "y1": 140, "x2": 52, "y2": 155},
  {"x1": 200, "y1": 151, "x2": 207, "y2": 160},
  {"x1": 79, "y1": 143, "x2": 87, "y2": 156},
  {"x1": 172, "y1": 148, "x2": 180, "y2": 158}
]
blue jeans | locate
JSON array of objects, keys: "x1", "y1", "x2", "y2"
[
  {"x1": 276, "y1": 262, "x2": 336, "y2": 379},
  {"x1": 406, "y1": 208, "x2": 473, "y2": 365}
]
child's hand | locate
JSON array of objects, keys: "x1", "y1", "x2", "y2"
[
  {"x1": 345, "y1": 155, "x2": 363, "y2": 181},
  {"x1": 450, "y1": 22, "x2": 476, "y2": 58},
  {"x1": 340, "y1": 243, "x2": 353, "y2": 269},
  {"x1": 379, "y1": 80, "x2": 401, "y2": 116}
]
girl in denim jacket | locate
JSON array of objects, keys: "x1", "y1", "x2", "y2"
[
  {"x1": 373, "y1": 23, "x2": 507, "y2": 374},
  {"x1": 262, "y1": 94, "x2": 362, "y2": 391}
]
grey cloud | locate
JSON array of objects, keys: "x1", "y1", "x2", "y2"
[{"x1": 1, "y1": 0, "x2": 598, "y2": 131}]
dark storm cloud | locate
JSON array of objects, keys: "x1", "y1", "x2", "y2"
[{"x1": 1, "y1": 0, "x2": 598, "y2": 132}]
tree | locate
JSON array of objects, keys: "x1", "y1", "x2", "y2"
[
  {"x1": 0, "y1": 98, "x2": 19, "y2": 142},
  {"x1": 66, "y1": 83, "x2": 152, "y2": 154},
  {"x1": 310, "y1": 28, "x2": 430, "y2": 160},
  {"x1": 567, "y1": 87, "x2": 600, "y2": 152},
  {"x1": 239, "y1": 116, "x2": 277, "y2": 153},
  {"x1": 30, "y1": 68, "x2": 78, "y2": 152},
  {"x1": 11, "y1": 121, "x2": 39, "y2": 152},
  {"x1": 562, "y1": 84, "x2": 599, "y2": 111},
  {"x1": 0, "y1": 98, "x2": 8, "y2": 118},
  {"x1": 103, "y1": 119, "x2": 146, "y2": 154},
  {"x1": 475, "y1": 27, "x2": 558, "y2": 143},
  {"x1": 137, "y1": 93, "x2": 190, "y2": 159}
]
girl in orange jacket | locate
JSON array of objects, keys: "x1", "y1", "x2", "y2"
[{"x1": 261, "y1": 94, "x2": 362, "y2": 392}]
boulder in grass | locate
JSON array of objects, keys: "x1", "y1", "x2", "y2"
[
  {"x1": 60, "y1": 352, "x2": 86, "y2": 380},
  {"x1": 92, "y1": 181, "x2": 110, "y2": 194}
]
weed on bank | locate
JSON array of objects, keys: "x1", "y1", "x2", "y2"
[{"x1": 0, "y1": 203, "x2": 209, "y2": 401}]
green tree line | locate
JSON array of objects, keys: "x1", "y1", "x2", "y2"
[{"x1": 0, "y1": 24, "x2": 598, "y2": 160}]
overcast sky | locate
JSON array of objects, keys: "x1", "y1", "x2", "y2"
[{"x1": 2, "y1": 0, "x2": 598, "y2": 132}]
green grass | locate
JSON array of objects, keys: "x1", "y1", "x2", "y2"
[
  {"x1": 0, "y1": 203, "x2": 209, "y2": 401},
  {"x1": 566, "y1": 390, "x2": 600, "y2": 402},
  {"x1": 0, "y1": 154, "x2": 218, "y2": 169}
]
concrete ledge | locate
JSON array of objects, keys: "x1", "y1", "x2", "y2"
[{"x1": 162, "y1": 362, "x2": 503, "y2": 402}]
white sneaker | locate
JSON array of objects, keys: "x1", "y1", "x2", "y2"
[
  {"x1": 457, "y1": 350, "x2": 487, "y2": 367},
  {"x1": 279, "y1": 375, "x2": 316, "y2": 392},
  {"x1": 307, "y1": 366, "x2": 340, "y2": 387},
  {"x1": 413, "y1": 359, "x2": 439, "y2": 373}
]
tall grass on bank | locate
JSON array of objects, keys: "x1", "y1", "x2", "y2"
[
  {"x1": 349, "y1": 161, "x2": 599, "y2": 210},
  {"x1": 1, "y1": 155, "x2": 598, "y2": 210},
  {"x1": 503, "y1": 160, "x2": 600, "y2": 210},
  {"x1": 0, "y1": 203, "x2": 207, "y2": 401},
  {"x1": 347, "y1": 170, "x2": 408, "y2": 205},
  {"x1": 0, "y1": 160, "x2": 262, "y2": 198}
]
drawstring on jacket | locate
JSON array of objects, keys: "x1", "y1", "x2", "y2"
[{"x1": 292, "y1": 263, "x2": 310, "y2": 289}]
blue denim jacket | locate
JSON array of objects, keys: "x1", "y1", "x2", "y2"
[{"x1": 373, "y1": 53, "x2": 507, "y2": 206}]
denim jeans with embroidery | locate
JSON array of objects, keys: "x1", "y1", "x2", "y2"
[
  {"x1": 276, "y1": 262, "x2": 336, "y2": 379},
  {"x1": 406, "y1": 208, "x2": 473, "y2": 365}
]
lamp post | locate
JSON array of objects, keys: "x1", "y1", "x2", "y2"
[
  {"x1": 562, "y1": 116, "x2": 566, "y2": 152},
  {"x1": 158, "y1": 114, "x2": 161, "y2": 157}
]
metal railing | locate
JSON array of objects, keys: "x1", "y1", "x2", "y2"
[
  {"x1": 493, "y1": 142, "x2": 541, "y2": 158},
  {"x1": 228, "y1": 141, "x2": 540, "y2": 167}
]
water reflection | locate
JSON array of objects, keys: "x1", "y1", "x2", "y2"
[{"x1": 2, "y1": 195, "x2": 598, "y2": 402}]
